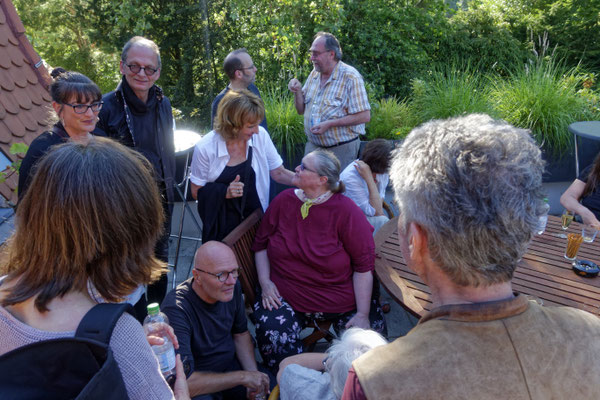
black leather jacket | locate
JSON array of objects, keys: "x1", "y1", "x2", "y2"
[{"x1": 95, "y1": 81, "x2": 176, "y2": 206}]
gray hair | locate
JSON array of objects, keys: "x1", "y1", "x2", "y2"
[
  {"x1": 121, "y1": 36, "x2": 162, "y2": 68},
  {"x1": 315, "y1": 32, "x2": 342, "y2": 61},
  {"x1": 390, "y1": 114, "x2": 545, "y2": 287},
  {"x1": 326, "y1": 328, "x2": 387, "y2": 399},
  {"x1": 310, "y1": 149, "x2": 345, "y2": 193}
]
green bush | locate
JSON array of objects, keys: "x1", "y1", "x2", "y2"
[
  {"x1": 367, "y1": 97, "x2": 418, "y2": 140},
  {"x1": 410, "y1": 65, "x2": 494, "y2": 123},
  {"x1": 489, "y1": 58, "x2": 595, "y2": 155},
  {"x1": 262, "y1": 87, "x2": 305, "y2": 161}
]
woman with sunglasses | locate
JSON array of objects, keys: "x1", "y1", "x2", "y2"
[
  {"x1": 18, "y1": 69, "x2": 104, "y2": 201},
  {"x1": 250, "y1": 149, "x2": 387, "y2": 373},
  {"x1": 190, "y1": 89, "x2": 294, "y2": 242}
]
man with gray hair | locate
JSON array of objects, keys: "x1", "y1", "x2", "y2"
[
  {"x1": 211, "y1": 48, "x2": 267, "y2": 130},
  {"x1": 288, "y1": 32, "x2": 370, "y2": 171},
  {"x1": 342, "y1": 114, "x2": 600, "y2": 399},
  {"x1": 96, "y1": 36, "x2": 175, "y2": 309}
]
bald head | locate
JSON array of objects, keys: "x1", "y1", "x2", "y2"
[{"x1": 195, "y1": 241, "x2": 237, "y2": 270}]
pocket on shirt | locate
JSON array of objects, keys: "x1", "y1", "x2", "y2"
[{"x1": 321, "y1": 98, "x2": 344, "y2": 120}]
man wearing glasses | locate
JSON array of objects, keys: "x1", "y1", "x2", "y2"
[
  {"x1": 288, "y1": 32, "x2": 370, "y2": 171},
  {"x1": 211, "y1": 48, "x2": 268, "y2": 131},
  {"x1": 96, "y1": 36, "x2": 175, "y2": 311},
  {"x1": 162, "y1": 241, "x2": 271, "y2": 400}
]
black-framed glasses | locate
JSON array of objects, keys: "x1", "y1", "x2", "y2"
[
  {"x1": 194, "y1": 267, "x2": 240, "y2": 282},
  {"x1": 126, "y1": 64, "x2": 158, "y2": 76},
  {"x1": 62, "y1": 101, "x2": 103, "y2": 114},
  {"x1": 309, "y1": 50, "x2": 329, "y2": 57},
  {"x1": 238, "y1": 64, "x2": 255, "y2": 71},
  {"x1": 300, "y1": 163, "x2": 319, "y2": 174}
]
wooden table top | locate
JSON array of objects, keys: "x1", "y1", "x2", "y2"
[{"x1": 374, "y1": 215, "x2": 600, "y2": 318}]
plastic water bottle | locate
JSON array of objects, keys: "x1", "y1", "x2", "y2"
[
  {"x1": 143, "y1": 303, "x2": 176, "y2": 381},
  {"x1": 536, "y1": 197, "x2": 550, "y2": 235}
]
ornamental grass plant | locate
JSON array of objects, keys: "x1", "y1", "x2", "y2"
[
  {"x1": 262, "y1": 87, "x2": 305, "y2": 161},
  {"x1": 410, "y1": 64, "x2": 494, "y2": 123},
  {"x1": 490, "y1": 57, "x2": 594, "y2": 155},
  {"x1": 366, "y1": 97, "x2": 418, "y2": 140}
]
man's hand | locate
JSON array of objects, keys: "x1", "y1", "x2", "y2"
[
  {"x1": 288, "y1": 78, "x2": 302, "y2": 93},
  {"x1": 310, "y1": 120, "x2": 332, "y2": 135},
  {"x1": 354, "y1": 160, "x2": 374, "y2": 182},
  {"x1": 241, "y1": 371, "x2": 270, "y2": 399}
]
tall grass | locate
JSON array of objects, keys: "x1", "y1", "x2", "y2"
[
  {"x1": 262, "y1": 87, "x2": 305, "y2": 160},
  {"x1": 366, "y1": 97, "x2": 418, "y2": 140},
  {"x1": 490, "y1": 58, "x2": 593, "y2": 155},
  {"x1": 410, "y1": 65, "x2": 494, "y2": 123}
]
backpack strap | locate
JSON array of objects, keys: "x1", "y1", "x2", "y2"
[{"x1": 75, "y1": 303, "x2": 134, "y2": 345}]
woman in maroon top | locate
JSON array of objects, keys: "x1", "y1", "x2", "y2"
[{"x1": 251, "y1": 149, "x2": 387, "y2": 372}]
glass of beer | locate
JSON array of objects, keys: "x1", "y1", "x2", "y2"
[
  {"x1": 561, "y1": 210, "x2": 574, "y2": 230},
  {"x1": 582, "y1": 224, "x2": 598, "y2": 243},
  {"x1": 564, "y1": 233, "x2": 584, "y2": 261}
]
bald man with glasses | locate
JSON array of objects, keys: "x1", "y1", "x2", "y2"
[{"x1": 162, "y1": 241, "x2": 272, "y2": 400}]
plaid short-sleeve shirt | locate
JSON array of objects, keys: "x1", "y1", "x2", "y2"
[{"x1": 302, "y1": 61, "x2": 370, "y2": 147}]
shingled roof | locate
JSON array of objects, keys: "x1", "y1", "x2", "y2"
[{"x1": 0, "y1": 0, "x2": 53, "y2": 203}]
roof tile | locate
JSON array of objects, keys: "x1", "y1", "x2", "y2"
[
  {"x1": 0, "y1": 91, "x2": 19, "y2": 114},
  {"x1": 7, "y1": 43, "x2": 24, "y2": 66},
  {"x1": 0, "y1": 5, "x2": 6, "y2": 24},
  {"x1": 3, "y1": 114, "x2": 25, "y2": 137},
  {"x1": 0, "y1": 121, "x2": 13, "y2": 143},
  {"x1": 23, "y1": 63, "x2": 38, "y2": 84},
  {"x1": 0, "y1": 68, "x2": 15, "y2": 90},
  {"x1": 17, "y1": 109, "x2": 40, "y2": 132},
  {"x1": 0, "y1": 102, "x2": 5, "y2": 119},
  {"x1": 13, "y1": 90, "x2": 33, "y2": 110},
  {"x1": 8, "y1": 64, "x2": 28, "y2": 88},
  {"x1": 24, "y1": 83, "x2": 43, "y2": 105}
]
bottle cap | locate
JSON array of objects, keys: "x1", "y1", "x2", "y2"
[{"x1": 147, "y1": 302, "x2": 160, "y2": 315}]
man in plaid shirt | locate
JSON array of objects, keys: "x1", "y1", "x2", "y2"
[{"x1": 288, "y1": 32, "x2": 371, "y2": 170}]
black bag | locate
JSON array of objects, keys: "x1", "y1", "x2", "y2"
[{"x1": 0, "y1": 303, "x2": 133, "y2": 399}]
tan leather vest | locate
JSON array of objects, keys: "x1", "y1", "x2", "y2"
[{"x1": 353, "y1": 296, "x2": 600, "y2": 399}]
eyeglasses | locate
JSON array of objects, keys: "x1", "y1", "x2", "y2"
[
  {"x1": 300, "y1": 163, "x2": 319, "y2": 174},
  {"x1": 126, "y1": 64, "x2": 158, "y2": 76},
  {"x1": 309, "y1": 50, "x2": 329, "y2": 57},
  {"x1": 62, "y1": 102, "x2": 104, "y2": 114},
  {"x1": 194, "y1": 267, "x2": 240, "y2": 282},
  {"x1": 238, "y1": 64, "x2": 255, "y2": 71}
]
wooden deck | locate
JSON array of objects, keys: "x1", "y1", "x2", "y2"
[{"x1": 374, "y1": 215, "x2": 600, "y2": 318}]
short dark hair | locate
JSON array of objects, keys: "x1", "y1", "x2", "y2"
[
  {"x1": 314, "y1": 32, "x2": 342, "y2": 60},
  {"x1": 1, "y1": 137, "x2": 166, "y2": 312},
  {"x1": 361, "y1": 139, "x2": 393, "y2": 174},
  {"x1": 223, "y1": 48, "x2": 248, "y2": 80},
  {"x1": 50, "y1": 70, "x2": 102, "y2": 105}
]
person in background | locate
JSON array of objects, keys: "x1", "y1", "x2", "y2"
[
  {"x1": 560, "y1": 152, "x2": 600, "y2": 227},
  {"x1": 190, "y1": 90, "x2": 294, "y2": 242},
  {"x1": 161, "y1": 241, "x2": 271, "y2": 400},
  {"x1": 342, "y1": 114, "x2": 600, "y2": 399},
  {"x1": 288, "y1": 32, "x2": 370, "y2": 171},
  {"x1": 340, "y1": 139, "x2": 394, "y2": 234},
  {"x1": 212, "y1": 48, "x2": 267, "y2": 131},
  {"x1": 96, "y1": 36, "x2": 175, "y2": 308},
  {"x1": 277, "y1": 328, "x2": 387, "y2": 400},
  {"x1": 18, "y1": 69, "x2": 104, "y2": 200},
  {"x1": 252, "y1": 149, "x2": 387, "y2": 373},
  {"x1": 1, "y1": 138, "x2": 189, "y2": 400}
]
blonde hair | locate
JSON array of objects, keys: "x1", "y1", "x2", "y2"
[{"x1": 214, "y1": 90, "x2": 264, "y2": 141}]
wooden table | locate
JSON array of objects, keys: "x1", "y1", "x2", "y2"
[{"x1": 374, "y1": 215, "x2": 600, "y2": 318}]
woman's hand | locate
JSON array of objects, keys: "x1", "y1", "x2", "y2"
[
  {"x1": 226, "y1": 175, "x2": 244, "y2": 199},
  {"x1": 173, "y1": 354, "x2": 191, "y2": 400},
  {"x1": 580, "y1": 208, "x2": 600, "y2": 229},
  {"x1": 146, "y1": 322, "x2": 179, "y2": 349},
  {"x1": 354, "y1": 160, "x2": 374, "y2": 182},
  {"x1": 260, "y1": 279, "x2": 282, "y2": 311},
  {"x1": 345, "y1": 312, "x2": 370, "y2": 329}
]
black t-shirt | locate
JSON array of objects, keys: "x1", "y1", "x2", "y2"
[
  {"x1": 579, "y1": 165, "x2": 600, "y2": 220},
  {"x1": 161, "y1": 279, "x2": 247, "y2": 373}
]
